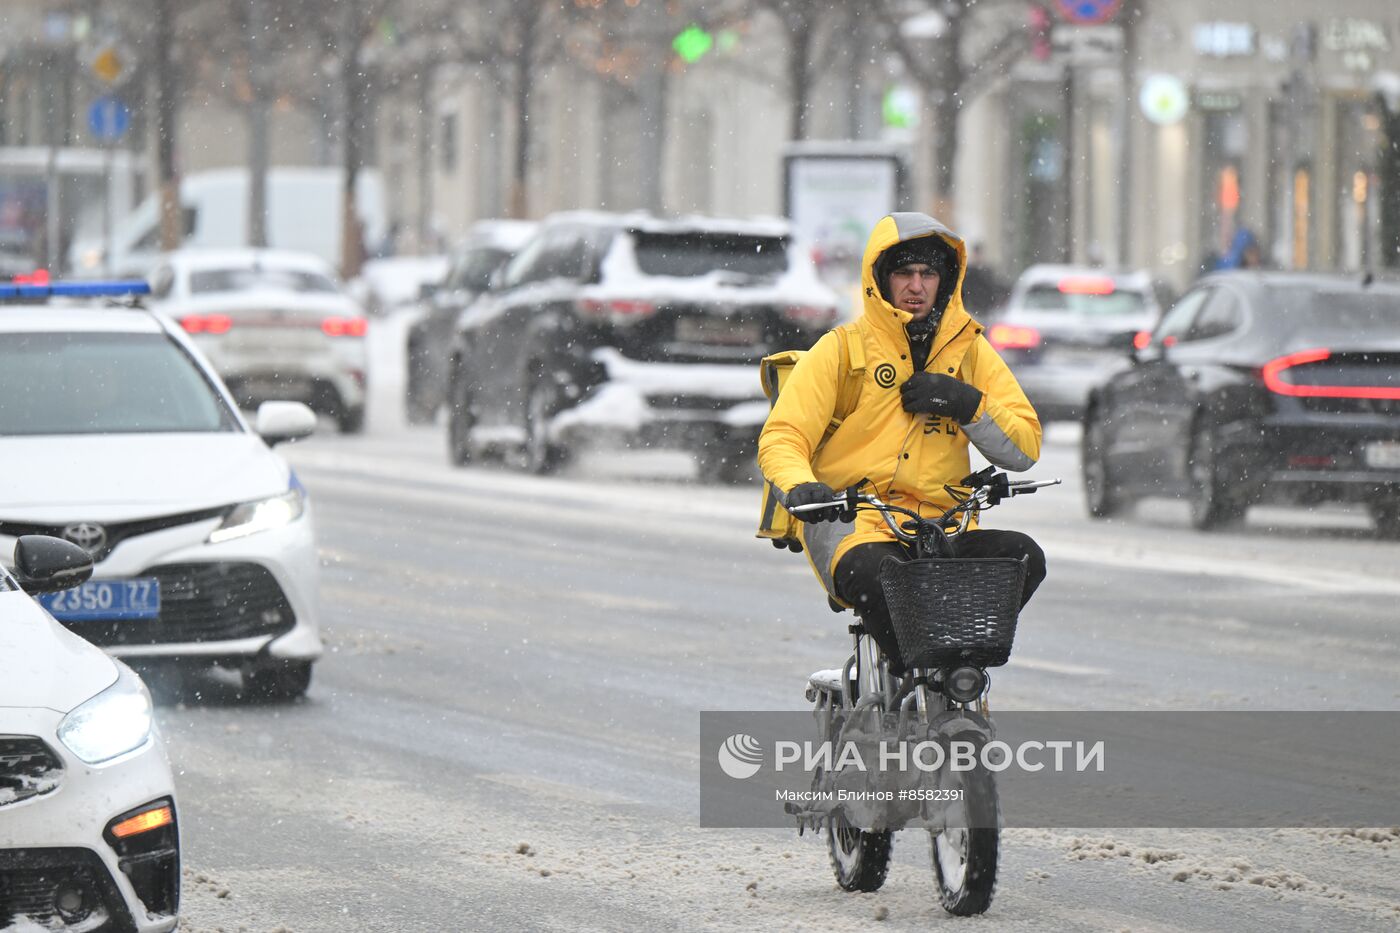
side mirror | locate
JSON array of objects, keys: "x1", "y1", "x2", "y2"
[
  {"x1": 255, "y1": 401, "x2": 318, "y2": 446},
  {"x1": 13, "y1": 535, "x2": 94, "y2": 594}
]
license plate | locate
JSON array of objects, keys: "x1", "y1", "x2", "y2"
[
  {"x1": 1364, "y1": 441, "x2": 1400, "y2": 469},
  {"x1": 39, "y1": 579, "x2": 161, "y2": 621},
  {"x1": 676, "y1": 316, "x2": 761, "y2": 346}
]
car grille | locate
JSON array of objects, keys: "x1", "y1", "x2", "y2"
[
  {"x1": 0, "y1": 848, "x2": 127, "y2": 931},
  {"x1": 64, "y1": 562, "x2": 295, "y2": 648},
  {"x1": 0, "y1": 507, "x2": 226, "y2": 563},
  {"x1": 0, "y1": 736, "x2": 63, "y2": 808}
]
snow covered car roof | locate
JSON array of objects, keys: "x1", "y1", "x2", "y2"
[
  {"x1": 0, "y1": 304, "x2": 165, "y2": 333},
  {"x1": 541, "y1": 210, "x2": 793, "y2": 239},
  {"x1": 158, "y1": 247, "x2": 339, "y2": 276}
]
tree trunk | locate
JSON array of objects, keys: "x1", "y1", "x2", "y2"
[
  {"x1": 246, "y1": 0, "x2": 269, "y2": 248},
  {"x1": 929, "y1": 4, "x2": 963, "y2": 223},
  {"x1": 788, "y1": 16, "x2": 812, "y2": 142},
  {"x1": 154, "y1": 0, "x2": 181, "y2": 251},
  {"x1": 416, "y1": 66, "x2": 434, "y2": 250},
  {"x1": 507, "y1": 7, "x2": 536, "y2": 220},
  {"x1": 341, "y1": 5, "x2": 367, "y2": 277}
]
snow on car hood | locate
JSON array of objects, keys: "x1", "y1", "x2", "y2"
[
  {"x1": 0, "y1": 433, "x2": 290, "y2": 520},
  {"x1": 0, "y1": 589, "x2": 117, "y2": 713}
]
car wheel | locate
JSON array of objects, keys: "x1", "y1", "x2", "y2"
[
  {"x1": 1081, "y1": 411, "x2": 1122, "y2": 519},
  {"x1": 1370, "y1": 498, "x2": 1400, "y2": 540},
  {"x1": 404, "y1": 349, "x2": 436, "y2": 425},
  {"x1": 447, "y1": 368, "x2": 476, "y2": 466},
  {"x1": 1187, "y1": 420, "x2": 1244, "y2": 530},
  {"x1": 523, "y1": 378, "x2": 569, "y2": 475},
  {"x1": 695, "y1": 438, "x2": 754, "y2": 485},
  {"x1": 337, "y1": 406, "x2": 366, "y2": 434},
  {"x1": 243, "y1": 660, "x2": 312, "y2": 702}
]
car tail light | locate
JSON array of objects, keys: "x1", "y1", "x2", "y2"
[
  {"x1": 322, "y1": 316, "x2": 368, "y2": 337},
  {"x1": 12, "y1": 269, "x2": 50, "y2": 285},
  {"x1": 179, "y1": 314, "x2": 232, "y2": 334},
  {"x1": 1058, "y1": 277, "x2": 1115, "y2": 295},
  {"x1": 1133, "y1": 330, "x2": 1152, "y2": 350},
  {"x1": 783, "y1": 304, "x2": 837, "y2": 328},
  {"x1": 1261, "y1": 347, "x2": 1400, "y2": 399},
  {"x1": 577, "y1": 298, "x2": 657, "y2": 324},
  {"x1": 988, "y1": 323, "x2": 1041, "y2": 350}
]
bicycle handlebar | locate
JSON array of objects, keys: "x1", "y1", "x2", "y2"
[{"x1": 784, "y1": 474, "x2": 1061, "y2": 543}]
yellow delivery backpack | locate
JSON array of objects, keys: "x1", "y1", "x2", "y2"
[{"x1": 756, "y1": 321, "x2": 866, "y2": 550}]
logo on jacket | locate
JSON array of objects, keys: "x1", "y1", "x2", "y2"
[
  {"x1": 874, "y1": 363, "x2": 898, "y2": 388},
  {"x1": 62, "y1": 521, "x2": 107, "y2": 554}
]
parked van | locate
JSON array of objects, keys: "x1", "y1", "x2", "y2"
[{"x1": 68, "y1": 167, "x2": 387, "y2": 278}]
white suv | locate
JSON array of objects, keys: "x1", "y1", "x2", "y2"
[{"x1": 0, "y1": 285, "x2": 323, "y2": 699}]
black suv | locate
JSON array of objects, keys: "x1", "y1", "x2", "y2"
[{"x1": 444, "y1": 212, "x2": 840, "y2": 480}]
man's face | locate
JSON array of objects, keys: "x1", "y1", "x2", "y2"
[{"x1": 888, "y1": 263, "x2": 940, "y2": 320}]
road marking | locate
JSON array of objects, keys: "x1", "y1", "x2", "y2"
[{"x1": 1007, "y1": 656, "x2": 1109, "y2": 677}]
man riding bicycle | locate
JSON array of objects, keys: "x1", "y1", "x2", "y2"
[{"x1": 758, "y1": 213, "x2": 1046, "y2": 673}]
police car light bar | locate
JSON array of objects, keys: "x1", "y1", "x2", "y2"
[{"x1": 0, "y1": 281, "x2": 152, "y2": 300}]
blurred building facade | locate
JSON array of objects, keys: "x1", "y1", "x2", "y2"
[{"x1": 3, "y1": 1, "x2": 1399, "y2": 288}]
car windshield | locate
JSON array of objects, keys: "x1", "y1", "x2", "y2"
[
  {"x1": 452, "y1": 247, "x2": 511, "y2": 290},
  {"x1": 1021, "y1": 283, "x2": 1148, "y2": 316},
  {"x1": 631, "y1": 232, "x2": 789, "y2": 278},
  {"x1": 0, "y1": 332, "x2": 235, "y2": 435},
  {"x1": 189, "y1": 267, "x2": 339, "y2": 294},
  {"x1": 1268, "y1": 287, "x2": 1400, "y2": 333}
]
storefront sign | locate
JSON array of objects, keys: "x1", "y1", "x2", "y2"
[
  {"x1": 1194, "y1": 22, "x2": 1255, "y2": 58},
  {"x1": 1196, "y1": 91, "x2": 1243, "y2": 112},
  {"x1": 1322, "y1": 18, "x2": 1389, "y2": 72}
]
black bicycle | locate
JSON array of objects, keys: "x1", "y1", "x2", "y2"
[{"x1": 785, "y1": 469, "x2": 1058, "y2": 915}]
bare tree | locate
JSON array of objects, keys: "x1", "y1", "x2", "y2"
[{"x1": 871, "y1": 0, "x2": 1029, "y2": 221}]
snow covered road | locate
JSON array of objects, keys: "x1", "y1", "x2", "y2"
[{"x1": 159, "y1": 317, "x2": 1398, "y2": 931}]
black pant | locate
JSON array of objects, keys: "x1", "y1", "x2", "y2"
[{"x1": 833, "y1": 529, "x2": 1046, "y2": 674}]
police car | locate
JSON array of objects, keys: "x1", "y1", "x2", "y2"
[{"x1": 0, "y1": 281, "x2": 323, "y2": 699}]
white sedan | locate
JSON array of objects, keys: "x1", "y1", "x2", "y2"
[
  {"x1": 2, "y1": 535, "x2": 179, "y2": 932},
  {"x1": 148, "y1": 248, "x2": 370, "y2": 433},
  {"x1": 0, "y1": 291, "x2": 323, "y2": 699}
]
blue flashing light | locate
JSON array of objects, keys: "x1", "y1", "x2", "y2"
[{"x1": 0, "y1": 281, "x2": 152, "y2": 300}]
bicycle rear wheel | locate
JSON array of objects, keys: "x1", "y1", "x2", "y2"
[{"x1": 828, "y1": 812, "x2": 892, "y2": 892}]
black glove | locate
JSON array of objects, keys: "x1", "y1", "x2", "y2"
[
  {"x1": 786, "y1": 482, "x2": 841, "y2": 523},
  {"x1": 900, "y1": 372, "x2": 983, "y2": 424}
]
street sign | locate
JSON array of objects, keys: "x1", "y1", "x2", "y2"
[
  {"x1": 89, "y1": 41, "x2": 132, "y2": 85},
  {"x1": 88, "y1": 96, "x2": 130, "y2": 142},
  {"x1": 1053, "y1": 0, "x2": 1122, "y2": 25}
]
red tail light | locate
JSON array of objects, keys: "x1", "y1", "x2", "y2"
[
  {"x1": 783, "y1": 304, "x2": 837, "y2": 328},
  {"x1": 179, "y1": 314, "x2": 232, "y2": 334},
  {"x1": 1261, "y1": 347, "x2": 1400, "y2": 399},
  {"x1": 1133, "y1": 330, "x2": 1152, "y2": 350},
  {"x1": 1058, "y1": 277, "x2": 1116, "y2": 295},
  {"x1": 12, "y1": 269, "x2": 50, "y2": 285},
  {"x1": 577, "y1": 298, "x2": 657, "y2": 323},
  {"x1": 322, "y1": 316, "x2": 368, "y2": 337},
  {"x1": 988, "y1": 323, "x2": 1041, "y2": 350}
]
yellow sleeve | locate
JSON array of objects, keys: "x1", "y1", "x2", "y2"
[
  {"x1": 757, "y1": 329, "x2": 844, "y2": 493},
  {"x1": 961, "y1": 336, "x2": 1042, "y2": 471}
]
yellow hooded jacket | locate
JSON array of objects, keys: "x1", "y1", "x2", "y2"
[{"x1": 757, "y1": 213, "x2": 1042, "y2": 584}]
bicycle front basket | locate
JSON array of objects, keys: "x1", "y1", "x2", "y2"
[{"x1": 878, "y1": 556, "x2": 1027, "y2": 669}]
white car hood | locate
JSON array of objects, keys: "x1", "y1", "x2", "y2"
[
  {"x1": 0, "y1": 433, "x2": 290, "y2": 520},
  {"x1": 0, "y1": 589, "x2": 117, "y2": 713}
]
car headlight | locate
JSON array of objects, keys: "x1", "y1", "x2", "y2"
[
  {"x1": 57, "y1": 664, "x2": 153, "y2": 765},
  {"x1": 208, "y1": 479, "x2": 306, "y2": 544}
]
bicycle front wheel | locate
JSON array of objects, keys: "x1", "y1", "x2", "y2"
[{"x1": 929, "y1": 731, "x2": 1000, "y2": 915}]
